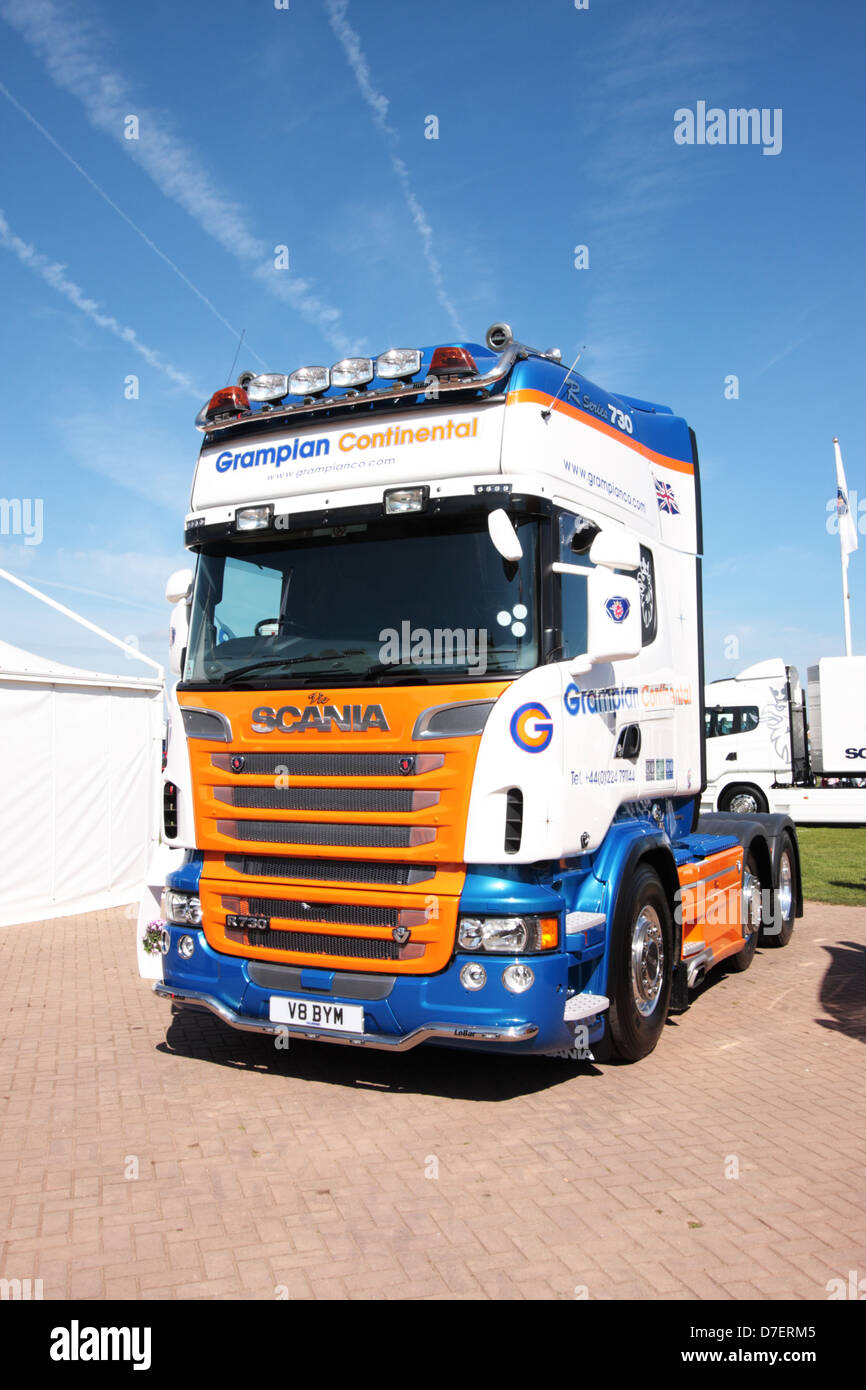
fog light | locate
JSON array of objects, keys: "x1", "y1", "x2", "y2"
[
  {"x1": 178, "y1": 934, "x2": 195, "y2": 959},
  {"x1": 460, "y1": 961, "x2": 487, "y2": 991},
  {"x1": 503, "y1": 963, "x2": 534, "y2": 994}
]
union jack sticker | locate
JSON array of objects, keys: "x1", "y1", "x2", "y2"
[{"x1": 654, "y1": 477, "x2": 680, "y2": 515}]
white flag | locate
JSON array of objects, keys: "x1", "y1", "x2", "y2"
[{"x1": 834, "y1": 438, "x2": 858, "y2": 557}]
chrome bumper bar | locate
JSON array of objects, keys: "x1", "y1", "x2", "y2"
[{"x1": 153, "y1": 983, "x2": 539, "y2": 1051}]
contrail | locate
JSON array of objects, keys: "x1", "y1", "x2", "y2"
[
  {"x1": 0, "y1": 210, "x2": 202, "y2": 396},
  {"x1": 323, "y1": 0, "x2": 466, "y2": 337},
  {"x1": 0, "y1": 79, "x2": 268, "y2": 369},
  {"x1": 0, "y1": 0, "x2": 353, "y2": 354}
]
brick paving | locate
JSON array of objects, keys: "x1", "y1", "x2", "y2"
[{"x1": 0, "y1": 900, "x2": 864, "y2": 1301}]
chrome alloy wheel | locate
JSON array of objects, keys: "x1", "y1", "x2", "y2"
[
  {"x1": 741, "y1": 868, "x2": 763, "y2": 936},
  {"x1": 777, "y1": 851, "x2": 794, "y2": 919},
  {"x1": 730, "y1": 791, "x2": 760, "y2": 814},
  {"x1": 631, "y1": 906, "x2": 665, "y2": 1017}
]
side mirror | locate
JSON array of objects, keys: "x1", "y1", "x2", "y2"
[
  {"x1": 487, "y1": 508, "x2": 523, "y2": 562},
  {"x1": 165, "y1": 567, "x2": 194, "y2": 604},
  {"x1": 168, "y1": 600, "x2": 189, "y2": 677},
  {"x1": 586, "y1": 569, "x2": 641, "y2": 664},
  {"x1": 589, "y1": 529, "x2": 640, "y2": 572}
]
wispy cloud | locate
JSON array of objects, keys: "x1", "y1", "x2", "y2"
[
  {"x1": 0, "y1": 77, "x2": 268, "y2": 370},
  {"x1": 59, "y1": 410, "x2": 194, "y2": 513},
  {"x1": 0, "y1": 0, "x2": 353, "y2": 354},
  {"x1": 0, "y1": 210, "x2": 202, "y2": 395},
  {"x1": 324, "y1": 0, "x2": 465, "y2": 337}
]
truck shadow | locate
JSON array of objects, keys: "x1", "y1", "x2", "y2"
[
  {"x1": 816, "y1": 939, "x2": 866, "y2": 1044},
  {"x1": 156, "y1": 1007, "x2": 606, "y2": 1100}
]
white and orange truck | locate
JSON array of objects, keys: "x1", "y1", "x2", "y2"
[{"x1": 137, "y1": 324, "x2": 802, "y2": 1061}]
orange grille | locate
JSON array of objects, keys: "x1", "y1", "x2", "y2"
[{"x1": 178, "y1": 682, "x2": 507, "y2": 972}]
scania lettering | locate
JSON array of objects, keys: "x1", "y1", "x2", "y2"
[
  {"x1": 138, "y1": 326, "x2": 803, "y2": 1061},
  {"x1": 251, "y1": 704, "x2": 390, "y2": 734}
]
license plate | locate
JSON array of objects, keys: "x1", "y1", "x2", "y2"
[
  {"x1": 226, "y1": 913, "x2": 270, "y2": 932},
  {"x1": 269, "y1": 995, "x2": 365, "y2": 1033}
]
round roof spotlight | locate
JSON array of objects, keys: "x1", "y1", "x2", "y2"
[
  {"x1": 486, "y1": 322, "x2": 513, "y2": 353},
  {"x1": 236, "y1": 370, "x2": 256, "y2": 389}
]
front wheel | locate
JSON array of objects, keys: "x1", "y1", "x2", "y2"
[
  {"x1": 608, "y1": 864, "x2": 673, "y2": 1062},
  {"x1": 718, "y1": 783, "x2": 769, "y2": 815}
]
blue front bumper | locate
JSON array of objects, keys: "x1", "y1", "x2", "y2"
[{"x1": 155, "y1": 925, "x2": 604, "y2": 1055}]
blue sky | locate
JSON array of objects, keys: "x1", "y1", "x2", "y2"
[{"x1": 0, "y1": 0, "x2": 863, "y2": 681}]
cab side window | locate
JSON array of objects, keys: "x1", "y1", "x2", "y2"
[{"x1": 706, "y1": 706, "x2": 760, "y2": 737}]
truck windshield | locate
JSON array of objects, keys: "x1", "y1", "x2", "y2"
[{"x1": 182, "y1": 513, "x2": 539, "y2": 687}]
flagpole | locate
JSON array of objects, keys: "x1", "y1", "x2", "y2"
[
  {"x1": 842, "y1": 553, "x2": 853, "y2": 657},
  {"x1": 834, "y1": 437, "x2": 854, "y2": 657}
]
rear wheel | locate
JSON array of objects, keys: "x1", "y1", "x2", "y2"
[
  {"x1": 727, "y1": 850, "x2": 762, "y2": 972},
  {"x1": 718, "y1": 783, "x2": 769, "y2": 815},
  {"x1": 762, "y1": 832, "x2": 796, "y2": 947},
  {"x1": 608, "y1": 864, "x2": 673, "y2": 1062}
]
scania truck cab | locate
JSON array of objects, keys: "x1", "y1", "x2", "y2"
[{"x1": 138, "y1": 325, "x2": 802, "y2": 1061}]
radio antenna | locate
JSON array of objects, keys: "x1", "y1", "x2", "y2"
[
  {"x1": 541, "y1": 346, "x2": 585, "y2": 421},
  {"x1": 225, "y1": 328, "x2": 247, "y2": 387}
]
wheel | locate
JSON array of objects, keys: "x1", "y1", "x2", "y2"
[
  {"x1": 762, "y1": 831, "x2": 796, "y2": 948},
  {"x1": 727, "y1": 850, "x2": 762, "y2": 971},
  {"x1": 607, "y1": 864, "x2": 673, "y2": 1062},
  {"x1": 718, "y1": 783, "x2": 769, "y2": 815}
]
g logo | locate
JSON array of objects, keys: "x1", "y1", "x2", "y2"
[{"x1": 510, "y1": 702, "x2": 553, "y2": 753}]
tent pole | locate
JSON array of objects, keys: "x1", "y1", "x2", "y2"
[{"x1": 0, "y1": 565, "x2": 164, "y2": 679}]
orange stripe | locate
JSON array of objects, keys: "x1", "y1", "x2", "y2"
[{"x1": 506, "y1": 387, "x2": 695, "y2": 477}]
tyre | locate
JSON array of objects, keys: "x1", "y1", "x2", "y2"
[
  {"x1": 727, "y1": 850, "x2": 762, "y2": 972},
  {"x1": 718, "y1": 783, "x2": 769, "y2": 815},
  {"x1": 608, "y1": 864, "x2": 673, "y2": 1062},
  {"x1": 762, "y1": 831, "x2": 796, "y2": 948}
]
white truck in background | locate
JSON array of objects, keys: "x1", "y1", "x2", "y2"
[{"x1": 702, "y1": 656, "x2": 866, "y2": 823}]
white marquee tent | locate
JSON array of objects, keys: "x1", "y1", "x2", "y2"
[{"x1": 0, "y1": 639, "x2": 164, "y2": 927}]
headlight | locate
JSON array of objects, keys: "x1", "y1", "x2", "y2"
[
  {"x1": 457, "y1": 915, "x2": 558, "y2": 953},
  {"x1": 162, "y1": 890, "x2": 202, "y2": 926}
]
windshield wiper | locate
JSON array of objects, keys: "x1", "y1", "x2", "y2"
[{"x1": 212, "y1": 652, "x2": 361, "y2": 686}]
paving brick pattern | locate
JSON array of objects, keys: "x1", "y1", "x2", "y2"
[{"x1": 0, "y1": 901, "x2": 864, "y2": 1300}]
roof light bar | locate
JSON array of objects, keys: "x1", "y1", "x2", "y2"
[
  {"x1": 376, "y1": 348, "x2": 422, "y2": 380},
  {"x1": 288, "y1": 365, "x2": 330, "y2": 397},
  {"x1": 331, "y1": 357, "x2": 374, "y2": 389}
]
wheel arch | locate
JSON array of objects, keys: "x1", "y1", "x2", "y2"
[
  {"x1": 698, "y1": 810, "x2": 804, "y2": 918},
  {"x1": 595, "y1": 828, "x2": 683, "y2": 970}
]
